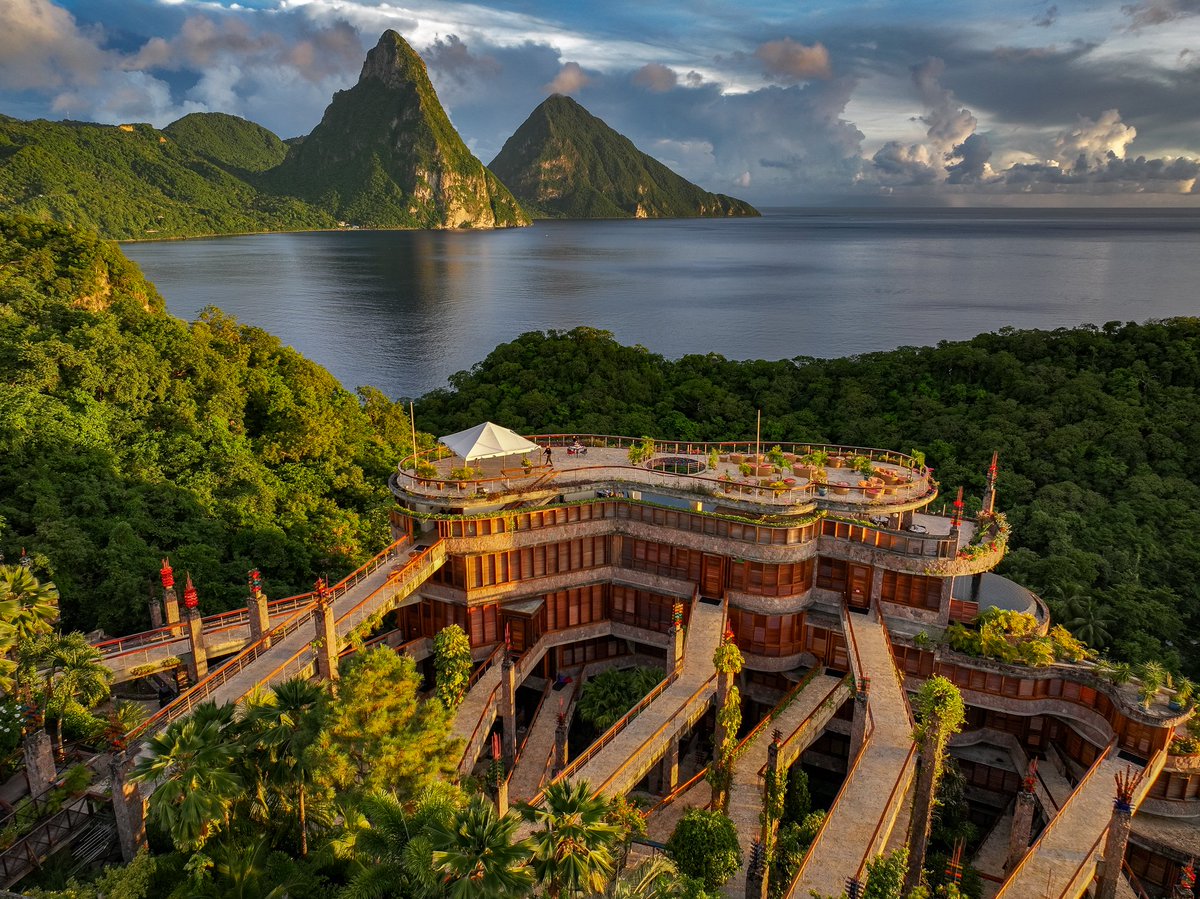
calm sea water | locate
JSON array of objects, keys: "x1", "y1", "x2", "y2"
[{"x1": 121, "y1": 208, "x2": 1200, "y2": 399}]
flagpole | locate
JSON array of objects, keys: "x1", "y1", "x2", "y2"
[
  {"x1": 756, "y1": 409, "x2": 761, "y2": 462},
  {"x1": 410, "y1": 402, "x2": 418, "y2": 473}
]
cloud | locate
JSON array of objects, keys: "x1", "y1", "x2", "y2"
[
  {"x1": 545, "y1": 61, "x2": 590, "y2": 95},
  {"x1": 0, "y1": 0, "x2": 108, "y2": 90},
  {"x1": 632, "y1": 63, "x2": 677, "y2": 92},
  {"x1": 1054, "y1": 108, "x2": 1137, "y2": 167},
  {"x1": 1033, "y1": 4, "x2": 1059, "y2": 27},
  {"x1": 945, "y1": 133, "x2": 993, "y2": 183},
  {"x1": 755, "y1": 38, "x2": 832, "y2": 82},
  {"x1": 423, "y1": 34, "x2": 502, "y2": 87},
  {"x1": 1122, "y1": 0, "x2": 1200, "y2": 28}
]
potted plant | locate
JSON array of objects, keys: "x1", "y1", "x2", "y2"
[
  {"x1": 1137, "y1": 661, "x2": 1169, "y2": 709},
  {"x1": 829, "y1": 453, "x2": 846, "y2": 469},
  {"x1": 811, "y1": 468, "x2": 828, "y2": 496},
  {"x1": 708, "y1": 449, "x2": 720, "y2": 471},
  {"x1": 1171, "y1": 676, "x2": 1195, "y2": 712},
  {"x1": 768, "y1": 445, "x2": 786, "y2": 469},
  {"x1": 522, "y1": 456, "x2": 533, "y2": 474},
  {"x1": 739, "y1": 461, "x2": 753, "y2": 478},
  {"x1": 718, "y1": 472, "x2": 734, "y2": 493}
]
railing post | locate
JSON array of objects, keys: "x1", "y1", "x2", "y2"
[
  {"x1": 22, "y1": 731, "x2": 55, "y2": 796},
  {"x1": 185, "y1": 608, "x2": 208, "y2": 683},
  {"x1": 247, "y1": 569, "x2": 271, "y2": 649},
  {"x1": 313, "y1": 581, "x2": 339, "y2": 682},
  {"x1": 108, "y1": 750, "x2": 147, "y2": 862}
]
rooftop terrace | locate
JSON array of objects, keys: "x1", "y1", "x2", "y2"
[{"x1": 392, "y1": 435, "x2": 937, "y2": 513}]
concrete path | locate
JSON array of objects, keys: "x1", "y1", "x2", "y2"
[
  {"x1": 994, "y1": 750, "x2": 1164, "y2": 899},
  {"x1": 725, "y1": 674, "x2": 845, "y2": 897},
  {"x1": 510, "y1": 686, "x2": 575, "y2": 802},
  {"x1": 791, "y1": 612, "x2": 916, "y2": 898},
  {"x1": 451, "y1": 657, "x2": 503, "y2": 765},
  {"x1": 566, "y1": 598, "x2": 726, "y2": 796}
]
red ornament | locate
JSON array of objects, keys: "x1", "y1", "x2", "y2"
[
  {"x1": 183, "y1": 574, "x2": 198, "y2": 610},
  {"x1": 159, "y1": 558, "x2": 174, "y2": 590}
]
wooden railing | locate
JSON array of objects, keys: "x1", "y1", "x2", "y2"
[
  {"x1": 396, "y1": 434, "x2": 934, "y2": 508},
  {"x1": 129, "y1": 538, "x2": 415, "y2": 739},
  {"x1": 592, "y1": 675, "x2": 717, "y2": 796},
  {"x1": 853, "y1": 742, "x2": 918, "y2": 881},
  {"x1": 994, "y1": 737, "x2": 1119, "y2": 899}
]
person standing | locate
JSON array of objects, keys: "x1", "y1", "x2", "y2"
[{"x1": 544, "y1": 445, "x2": 553, "y2": 467}]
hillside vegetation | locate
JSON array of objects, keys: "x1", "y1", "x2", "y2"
[
  {"x1": 415, "y1": 324, "x2": 1200, "y2": 673},
  {"x1": 489, "y1": 95, "x2": 759, "y2": 219},
  {"x1": 0, "y1": 217, "x2": 420, "y2": 635}
]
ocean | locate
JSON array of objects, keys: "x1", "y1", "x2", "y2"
[{"x1": 121, "y1": 207, "x2": 1200, "y2": 399}]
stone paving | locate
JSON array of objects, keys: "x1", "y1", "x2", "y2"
[
  {"x1": 724, "y1": 673, "x2": 846, "y2": 897},
  {"x1": 791, "y1": 612, "x2": 916, "y2": 898},
  {"x1": 566, "y1": 598, "x2": 726, "y2": 796},
  {"x1": 509, "y1": 686, "x2": 575, "y2": 802},
  {"x1": 994, "y1": 750, "x2": 1162, "y2": 899}
]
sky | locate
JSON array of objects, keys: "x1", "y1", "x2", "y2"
[{"x1": 3, "y1": 0, "x2": 1200, "y2": 205}]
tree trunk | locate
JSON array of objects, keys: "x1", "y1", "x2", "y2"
[
  {"x1": 904, "y1": 729, "x2": 939, "y2": 894},
  {"x1": 47, "y1": 718, "x2": 64, "y2": 764},
  {"x1": 298, "y1": 782, "x2": 308, "y2": 857}
]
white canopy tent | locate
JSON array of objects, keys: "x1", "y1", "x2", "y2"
[{"x1": 438, "y1": 421, "x2": 540, "y2": 463}]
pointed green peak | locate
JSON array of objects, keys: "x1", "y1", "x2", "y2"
[{"x1": 358, "y1": 29, "x2": 429, "y2": 89}]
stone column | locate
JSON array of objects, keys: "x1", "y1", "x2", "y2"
[
  {"x1": 185, "y1": 609, "x2": 208, "y2": 683},
  {"x1": 1096, "y1": 777, "x2": 1137, "y2": 899},
  {"x1": 745, "y1": 837, "x2": 769, "y2": 899},
  {"x1": 553, "y1": 705, "x2": 569, "y2": 775},
  {"x1": 500, "y1": 655, "x2": 518, "y2": 762},
  {"x1": 869, "y1": 567, "x2": 885, "y2": 611},
  {"x1": 1005, "y1": 786, "x2": 1037, "y2": 871},
  {"x1": 22, "y1": 731, "x2": 56, "y2": 796},
  {"x1": 147, "y1": 597, "x2": 163, "y2": 629},
  {"x1": 761, "y1": 734, "x2": 781, "y2": 846},
  {"x1": 161, "y1": 559, "x2": 181, "y2": 637},
  {"x1": 668, "y1": 601, "x2": 686, "y2": 671},
  {"x1": 981, "y1": 451, "x2": 999, "y2": 516},
  {"x1": 108, "y1": 751, "x2": 147, "y2": 862},
  {"x1": 663, "y1": 735, "x2": 681, "y2": 792},
  {"x1": 849, "y1": 678, "x2": 870, "y2": 761},
  {"x1": 936, "y1": 576, "x2": 955, "y2": 627},
  {"x1": 247, "y1": 572, "x2": 271, "y2": 648},
  {"x1": 313, "y1": 589, "x2": 339, "y2": 681}
]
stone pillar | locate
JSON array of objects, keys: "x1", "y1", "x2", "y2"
[
  {"x1": 247, "y1": 578, "x2": 270, "y2": 649},
  {"x1": 668, "y1": 601, "x2": 686, "y2": 672},
  {"x1": 663, "y1": 735, "x2": 681, "y2": 792},
  {"x1": 937, "y1": 576, "x2": 955, "y2": 627},
  {"x1": 147, "y1": 597, "x2": 163, "y2": 629},
  {"x1": 1096, "y1": 792, "x2": 1136, "y2": 899},
  {"x1": 185, "y1": 609, "x2": 208, "y2": 683},
  {"x1": 108, "y1": 751, "x2": 147, "y2": 862},
  {"x1": 313, "y1": 589, "x2": 339, "y2": 681},
  {"x1": 869, "y1": 567, "x2": 885, "y2": 611},
  {"x1": 981, "y1": 451, "x2": 999, "y2": 516},
  {"x1": 745, "y1": 837, "x2": 769, "y2": 899},
  {"x1": 761, "y1": 734, "x2": 781, "y2": 846},
  {"x1": 500, "y1": 655, "x2": 518, "y2": 762},
  {"x1": 553, "y1": 706, "x2": 569, "y2": 775},
  {"x1": 160, "y1": 558, "x2": 181, "y2": 637},
  {"x1": 1005, "y1": 787, "x2": 1037, "y2": 871},
  {"x1": 22, "y1": 731, "x2": 56, "y2": 796},
  {"x1": 849, "y1": 679, "x2": 870, "y2": 761}
]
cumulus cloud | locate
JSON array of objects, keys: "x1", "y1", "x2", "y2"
[
  {"x1": 632, "y1": 63, "x2": 677, "y2": 92},
  {"x1": 0, "y1": 0, "x2": 108, "y2": 90},
  {"x1": 423, "y1": 34, "x2": 502, "y2": 87},
  {"x1": 754, "y1": 38, "x2": 832, "y2": 82},
  {"x1": 1054, "y1": 108, "x2": 1137, "y2": 167},
  {"x1": 545, "y1": 61, "x2": 591, "y2": 95}
]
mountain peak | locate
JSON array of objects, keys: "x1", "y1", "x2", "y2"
[{"x1": 358, "y1": 30, "x2": 426, "y2": 89}]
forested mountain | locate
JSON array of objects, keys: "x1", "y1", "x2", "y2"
[
  {"x1": 270, "y1": 30, "x2": 529, "y2": 229},
  {"x1": 489, "y1": 95, "x2": 759, "y2": 219},
  {"x1": 0, "y1": 217, "x2": 421, "y2": 635},
  {"x1": 162, "y1": 112, "x2": 291, "y2": 176},
  {"x1": 0, "y1": 114, "x2": 333, "y2": 239},
  {"x1": 0, "y1": 32, "x2": 527, "y2": 238},
  {"x1": 415, "y1": 324, "x2": 1200, "y2": 673}
]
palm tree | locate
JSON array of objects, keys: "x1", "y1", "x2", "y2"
[
  {"x1": 430, "y1": 794, "x2": 534, "y2": 899},
  {"x1": 132, "y1": 717, "x2": 244, "y2": 851},
  {"x1": 604, "y1": 856, "x2": 683, "y2": 899},
  {"x1": 28, "y1": 631, "x2": 112, "y2": 758},
  {"x1": 332, "y1": 786, "x2": 458, "y2": 899},
  {"x1": 1065, "y1": 595, "x2": 1112, "y2": 649},
  {"x1": 0, "y1": 565, "x2": 59, "y2": 643},
  {"x1": 524, "y1": 779, "x2": 620, "y2": 898},
  {"x1": 241, "y1": 678, "x2": 326, "y2": 856},
  {"x1": 201, "y1": 836, "x2": 297, "y2": 899}
]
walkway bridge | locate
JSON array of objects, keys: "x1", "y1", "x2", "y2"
[
  {"x1": 129, "y1": 539, "x2": 446, "y2": 741},
  {"x1": 995, "y1": 746, "x2": 1166, "y2": 899},
  {"x1": 788, "y1": 609, "x2": 917, "y2": 898}
]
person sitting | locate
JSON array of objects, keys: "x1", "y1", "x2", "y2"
[{"x1": 569, "y1": 439, "x2": 587, "y2": 455}]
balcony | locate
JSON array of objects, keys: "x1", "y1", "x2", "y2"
[{"x1": 392, "y1": 435, "x2": 936, "y2": 515}]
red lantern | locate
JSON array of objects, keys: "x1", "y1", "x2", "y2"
[
  {"x1": 183, "y1": 574, "x2": 198, "y2": 610},
  {"x1": 159, "y1": 558, "x2": 174, "y2": 590}
]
